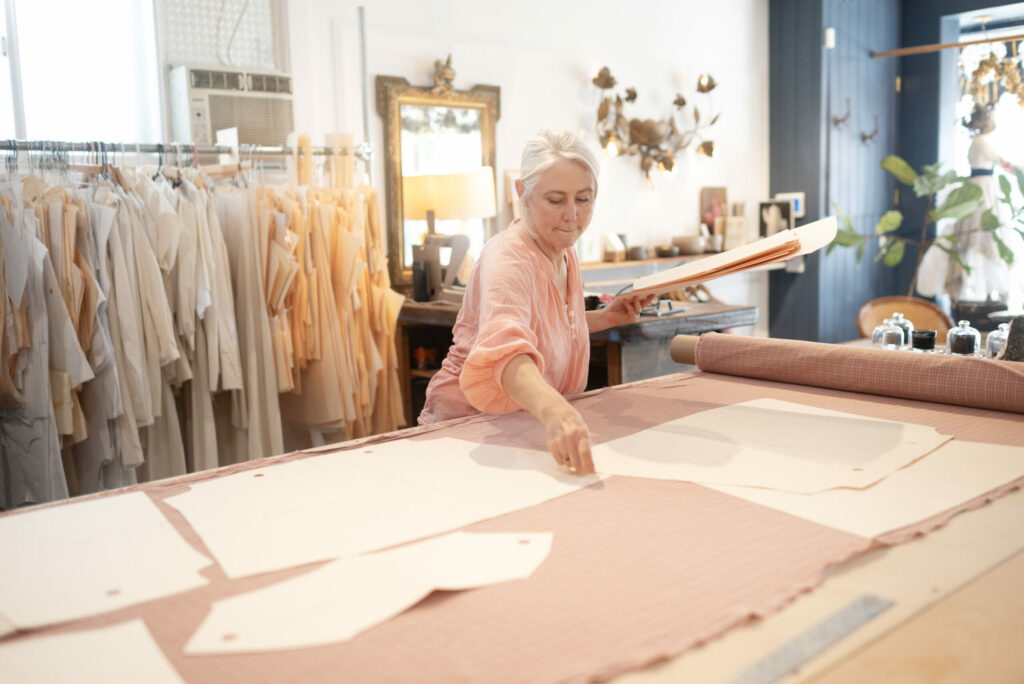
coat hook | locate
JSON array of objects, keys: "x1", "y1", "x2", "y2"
[
  {"x1": 860, "y1": 115, "x2": 879, "y2": 144},
  {"x1": 832, "y1": 98, "x2": 851, "y2": 129}
]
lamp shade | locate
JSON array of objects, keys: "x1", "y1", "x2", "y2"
[{"x1": 403, "y1": 167, "x2": 497, "y2": 221}]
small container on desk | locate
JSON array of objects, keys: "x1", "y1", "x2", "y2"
[
  {"x1": 986, "y1": 323, "x2": 1010, "y2": 358},
  {"x1": 911, "y1": 329, "x2": 937, "y2": 353},
  {"x1": 890, "y1": 312, "x2": 914, "y2": 348},
  {"x1": 946, "y1": 320, "x2": 981, "y2": 356},
  {"x1": 872, "y1": 318, "x2": 904, "y2": 350}
]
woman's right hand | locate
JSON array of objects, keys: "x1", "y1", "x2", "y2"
[{"x1": 542, "y1": 402, "x2": 594, "y2": 474}]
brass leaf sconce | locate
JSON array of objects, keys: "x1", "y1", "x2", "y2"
[{"x1": 592, "y1": 67, "x2": 721, "y2": 178}]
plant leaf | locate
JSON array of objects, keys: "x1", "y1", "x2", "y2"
[
  {"x1": 832, "y1": 227, "x2": 864, "y2": 247},
  {"x1": 1017, "y1": 167, "x2": 1024, "y2": 196},
  {"x1": 980, "y1": 209, "x2": 1000, "y2": 232},
  {"x1": 935, "y1": 242, "x2": 972, "y2": 275},
  {"x1": 883, "y1": 240, "x2": 905, "y2": 267},
  {"x1": 930, "y1": 183, "x2": 983, "y2": 221},
  {"x1": 874, "y1": 210, "x2": 902, "y2": 235},
  {"x1": 913, "y1": 168, "x2": 958, "y2": 198},
  {"x1": 856, "y1": 240, "x2": 866, "y2": 264},
  {"x1": 1000, "y1": 174, "x2": 1012, "y2": 199},
  {"x1": 832, "y1": 202, "x2": 854, "y2": 232},
  {"x1": 991, "y1": 230, "x2": 1015, "y2": 264},
  {"x1": 709, "y1": 113, "x2": 721, "y2": 125},
  {"x1": 881, "y1": 155, "x2": 918, "y2": 186}
]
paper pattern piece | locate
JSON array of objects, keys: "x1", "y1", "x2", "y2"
[
  {"x1": 0, "y1": 492, "x2": 210, "y2": 630},
  {"x1": 708, "y1": 440, "x2": 1024, "y2": 539},
  {"x1": 165, "y1": 437, "x2": 600, "y2": 578},
  {"x1": 590, "y1": 399, "x2": 950, "y2": 493},
  {"x1": 186, "y1": 531, "x2": 552, "y2": 654},
  {"x1": 623, "y1": 216, "x2": 837, "y2": 299},
  {"x1": 0, "y1": 620, "x2": 183, "y2": 683}
]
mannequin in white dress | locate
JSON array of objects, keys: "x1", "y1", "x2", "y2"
[{"x1": 917, "y1": 105, "x2": 1023, "y2": 307}]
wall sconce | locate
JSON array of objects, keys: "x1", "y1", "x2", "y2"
[{"x1": 593, "y1": 67, "x2": 721, "y2": 179}]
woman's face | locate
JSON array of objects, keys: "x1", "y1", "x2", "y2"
[{"x1": 517, "y1": 159, "x2": 596, "y2": 260}]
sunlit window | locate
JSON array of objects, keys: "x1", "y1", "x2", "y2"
[
  {"x1": 13, "y1": 0, "x2": 161, "y2": 142},
  {"x1": 0, "y1": 7, "x2": 15, "y2": 139}
]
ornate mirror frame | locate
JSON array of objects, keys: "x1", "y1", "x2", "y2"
[{"x1": 376, "y1": 74, "x2": 501, "y2": 288}]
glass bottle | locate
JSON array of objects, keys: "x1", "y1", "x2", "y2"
[
  {"x1": 946, "y1": 320, "x2": 981, "y2": 356},
  {"x1": 890, "y1": 312, "x2": 914, "y2": 348},
  {"x1": 872, "y1": 318, "x2": 904, "y2": 350},
  {"x1": 986, "y1": 323, "x2": 1010, "y2": 358}
]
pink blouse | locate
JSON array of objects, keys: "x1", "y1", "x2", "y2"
[{"x1": 418, "y1": 220, "x2": 590, "y2": 424}]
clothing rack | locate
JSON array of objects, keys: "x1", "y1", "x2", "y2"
[{"x1": 0, "y1": 139, "x2": 372, "y2": 161}]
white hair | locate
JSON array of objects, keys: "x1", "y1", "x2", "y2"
[{"x1": 518, "y1": 129, "x2": 600, "y2": 214}]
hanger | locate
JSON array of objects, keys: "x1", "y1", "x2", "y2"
[{"x1": 153, "y1": 143, "x2": 164, "y2": 181}]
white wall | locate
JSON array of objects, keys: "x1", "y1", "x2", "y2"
[{"x1": 286, "y1": 0, "x2": 771, "y2": 335}]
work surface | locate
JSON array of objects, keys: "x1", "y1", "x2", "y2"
[{"x1": 2, "y1": 359, "x2": 1023, "y2": 682}]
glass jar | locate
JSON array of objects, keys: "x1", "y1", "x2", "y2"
[
  {"x1": 911, "y1": 329, "x2": 937, "y2": 352},
  {"x1": 946, "y1": 320, "x2": 981, "y2": 356},
  {"x1": 872, "y1": 318, "x2": 904, "y2": 349},
  {"x1": 890, "y1": 312, "x2": 914, "y2": 348},
  {"x1": 986, "y1": 323, "x2": 1010, "y2": 358}
]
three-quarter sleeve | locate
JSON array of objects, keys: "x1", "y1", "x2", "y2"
[{"x1": 459, "y1": 254, "x2": 546, "y2": 414}]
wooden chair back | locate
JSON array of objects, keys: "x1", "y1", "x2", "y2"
[{"x1": 857, "y1": 296, "x2": 955, "y2": 344}]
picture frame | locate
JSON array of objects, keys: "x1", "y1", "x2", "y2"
[
  {"x1": 759, "y1": 200, "x2": 793, "y2": 238},
  {"x1": 774, "y1": 191, "x2": 806, "y2": 219},
  {"x1": 699, "y1": 187, "x2": 728, "y2": 231}
]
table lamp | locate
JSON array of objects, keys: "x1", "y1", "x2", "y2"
[{"x1": 403, "y1": 167, "x2": 497, "y2": 301}]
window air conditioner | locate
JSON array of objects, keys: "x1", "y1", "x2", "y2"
[{"x1": 169, "y1": 65, "x2": 295, "y2": 145}]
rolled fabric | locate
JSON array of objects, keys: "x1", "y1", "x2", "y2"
[{"x1": 680, "y1": 333, "x2": 1024, "y2": 415}]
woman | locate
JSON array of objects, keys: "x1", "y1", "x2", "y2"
[{"x1": 419, "y1": 129, "x2": 653, "y2": 474}]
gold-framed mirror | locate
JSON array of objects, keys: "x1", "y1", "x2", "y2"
[{"x1": 376, "y1": 68, "x2": 500, "y2": 288}]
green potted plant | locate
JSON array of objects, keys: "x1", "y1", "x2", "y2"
[{"x1": 830, "y1": 155, "x2": 1024, "y2": 307}]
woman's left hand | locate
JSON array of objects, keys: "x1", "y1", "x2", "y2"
[{"x1": 596, "y1": 294, "x2": 656, "y2": 330}]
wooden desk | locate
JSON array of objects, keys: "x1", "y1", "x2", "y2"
[
  {"x1": 396, "y1": 299, "x2": 758, "y2": 425},
  {"x1": 589, "y1": 301, "x2": 757, "y2": 385}
]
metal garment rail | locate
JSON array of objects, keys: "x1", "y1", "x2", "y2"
[{"x1": 0, "y1": 139, "x2": 372, "y2": 161}]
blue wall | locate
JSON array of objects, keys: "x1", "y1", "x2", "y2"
[
  {"x1": 769, "y1": 0, "x2": 1022, "y2": 341},
  {"x1": 769, "y1": 0, "x2": 900, "y2": 342}
]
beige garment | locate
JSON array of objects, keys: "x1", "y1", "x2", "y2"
[
  {"x1": 205, "y1": 197, "x2": 242, "y2": 392},
  {"x1": 139, "y1": 380, "x2": 187, "y2": 482},
  {"x1": 1, "y1": 218, "x2": 69, "y2": 507},
  {"x1": 213, "y1": 184, "x2": 283, "y2": 462},
  {"x1": 187, "y1": 322, "x2": 219, "y2": 472},
  {"x1": 98, "y1": 190, "x2": 152, "y2": 426},
  {"x1": 72, "y1": 198, "x2": 134, "y2": 493},
  {"x1": 137, "y1": 172, "x2": 182, "y2": 274},
  {"x1": 86, "y1": 200, "x2": 143, "y2": 470},
  {"x1": 121, "y1": 188, "x2": 179, "y2": 420},
  {"x1": 167, "y1": 184, "x2": 197, "y2": 353},
  {"x1": 278, "y1": 196, "x2": 352, "y2": 430}
]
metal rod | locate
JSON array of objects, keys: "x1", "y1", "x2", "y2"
[
  {"x1": 357, "y1": 5, "x2": 373, "y2": 185},
  {"x1": 873, "y1": 32, "x2": 1024, "y2": 58},
  {"x1": 0, "y1": 140, "x2": 368, "y2": 158}
]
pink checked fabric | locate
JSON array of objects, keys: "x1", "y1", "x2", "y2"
[
  {"x1": 419, "y1": 220, "x2": 590, "y2": 424},
  {"x1": 694, "y1": 333, "x2": 1024, "y2": 414}
]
